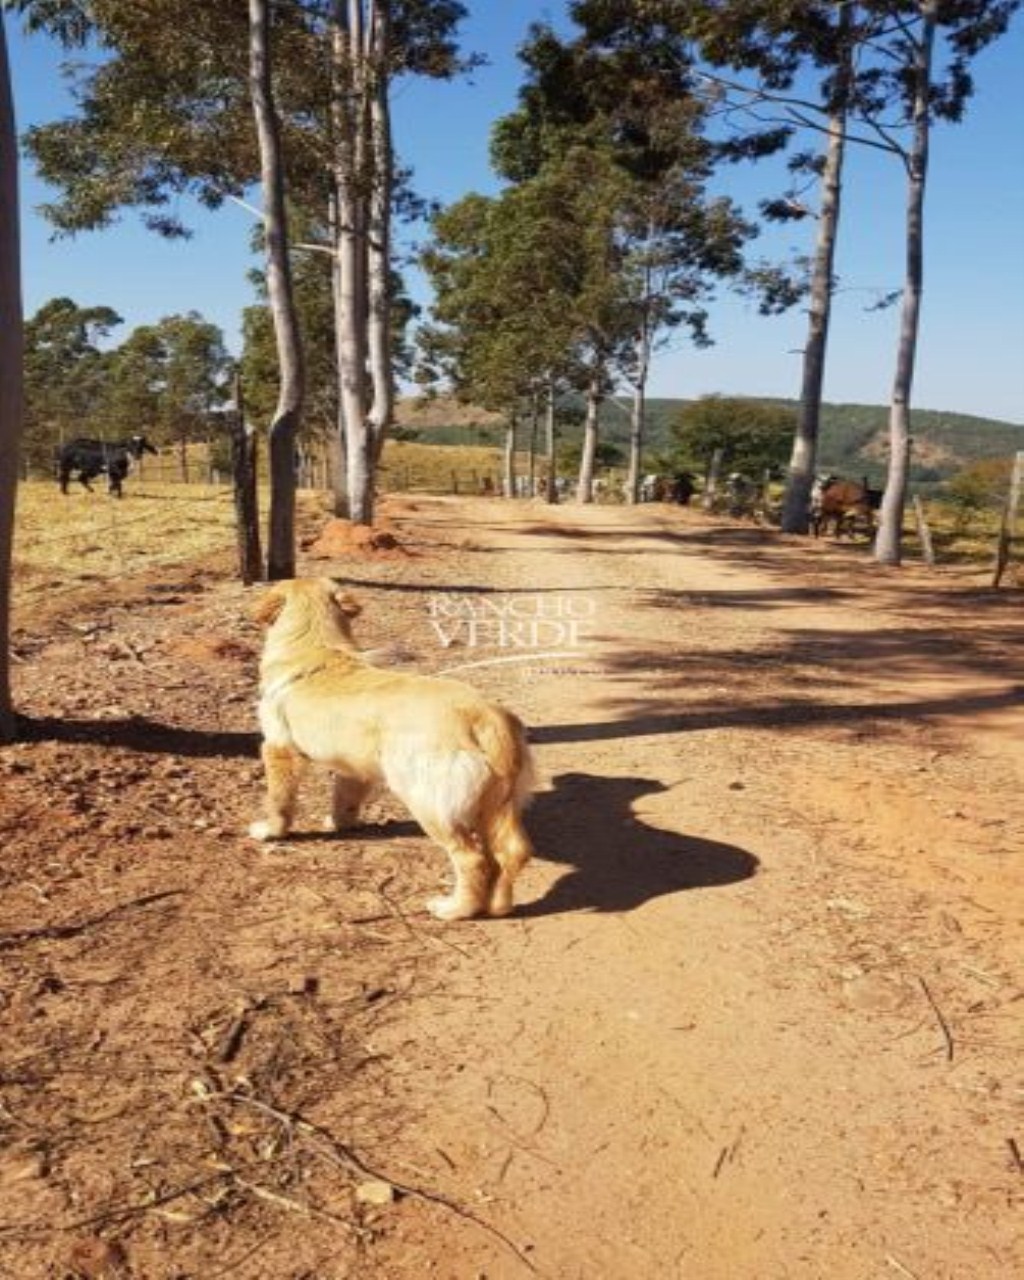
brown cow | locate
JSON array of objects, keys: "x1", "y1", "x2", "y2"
[{"x1": 810, "y1": 475, "x2": 881, "y2": 539}]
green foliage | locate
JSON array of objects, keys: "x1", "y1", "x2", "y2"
[
  {"x1": 567, "y1": 397, "x2": 1024, "y2": 487},
  {"x1": 669, "y1": 395, "x2": 796, "y2": 474},
  {"x1": 941, "y1": 458, "x2": 1014, "y2": 532},
  {"x1": 418, "y1": 159, "x2": 613, "y2": 410},
  {"x1": 558, "y1": 437, "x2": 624, "y2": 470},
  {"x1": 23, "y1": 296, "x2": 123, "y2": 468},
  {"x1": 21, "y1": 297, "x2": 230, "y2": 474}
]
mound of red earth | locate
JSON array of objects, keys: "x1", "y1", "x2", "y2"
[{"x1": 304, "y1": 518, "x2": 406, "y2": 559}]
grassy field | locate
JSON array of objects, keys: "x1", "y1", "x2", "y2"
[
  {"x1": 12, "y1": 482, "x2": 239, "y2": 607},
  {"x1": 378, "y1": 439, "x2": 507, "y2": 491},
  {"x1": 12, "y1": 459, "x2": 1015, "y2": 615}
]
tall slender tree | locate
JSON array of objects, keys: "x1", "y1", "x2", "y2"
[
  {"x1": 0, "y1": 10, "x2": 22, "y2": 742},
  {"x1": 493, "y1": 14, "x2": 766, "y2": 504},
  {"x1": 868, "y1": 0, "x2": 1018, "y2": 563},
  {"x1": 12, "y1": 0, "x2": 474, "y2": 537},
  {"x1": 22, "y1": 297, "x2": 122, "y2": 469},
  {"x1": 249, "y1": 0, "x2": 304, "y2": 577}
]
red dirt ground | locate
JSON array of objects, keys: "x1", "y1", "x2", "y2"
[{"x1": 2, "y1": 496, "x2": 1021, "y2": 1279}]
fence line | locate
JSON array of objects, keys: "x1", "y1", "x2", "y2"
[{"x1": 17, "y1": 486, "x2": 235, "y2": 548}]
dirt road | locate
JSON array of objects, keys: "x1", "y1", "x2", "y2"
[{"x1": 2, "y1": 497, "x2": 1021, "y2": 1279}]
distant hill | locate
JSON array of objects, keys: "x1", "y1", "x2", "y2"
[{"x1": 398, "y1": 394, "x2": 1024, "y2": 484}]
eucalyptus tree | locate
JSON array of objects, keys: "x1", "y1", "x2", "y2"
[
  {"x1": 148, "y1": 313, "x2": 232, "y2": 475},
  {"x1": 22, "y1": 297, "x2": 122, "y2": 469},
  {"x1": 864, "y1": 0, "x2": 1019, "y2": 565},
  {"x1": 0, "y1": 8, "x2": 21, "y2": 742},
  {"x1": 10, "y1": 0, "x2": 474, "y2": 536},
  {"x1": 249, "y1": 0, "x2": 303, "y2": 575},
  {"x1": 320, "y1": 1, "x2": 475, "y2": 520},
  {"x1": 418, "y1": 180, "x2": 583, "y2": 495},
  {"x1": 492, "y1": 14, "x2": 764, "y2": 504},
  {"x1": 102, "y1": 323, "x2": 169, "y2": 442},
  {"x1": 577, "y1": 0, "x2": 1020, "y2": 551}
]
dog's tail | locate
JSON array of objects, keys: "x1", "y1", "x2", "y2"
[
  {"x1": 473, "y1": 709, "x2": 535, "y2": 886},
  {"x1": 474, "y1": 708, "x2": 535, "y2": 812}
]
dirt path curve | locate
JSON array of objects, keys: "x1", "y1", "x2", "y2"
[{"x1": 362, "y1": 498, "x2": 1023, "y2": 1280}]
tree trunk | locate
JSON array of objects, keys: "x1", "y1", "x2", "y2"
[
  {"x1": 249, "y1": 0, "x2": 304, "y2": 580},
  {"x1": 992, "y1": 451, "x2": 1024, "y2": 587},
  {"x1": 576, "y1": 369, "x2": 603, "y2": 504},
  {"x1": 875, "y1": 4, "x2": 935, "y2": 567},
  {"x1": 332, "y1": 1, "x2": 373, "y2": 525},
  {"x1": 912, "y1": 493, "x2": 936, "y2": 568},
  {"x1": 544, "y1": 380, "x2": 557, "y2": 504},
  {"x1": 178, "y1": 430, "x2": 189, "y2": 483},
  {"x1": 625, "y1": 381, "x2": 646, "y2": 506},
  {"x1": 231, "y1": 373, "x2": 262, "y2": 585},
  {"x1": 625, "y1": 332, "x2": 650, "y2": 506},
  {"x1": 781, "y1": 15, "x2": 852, "y2": 535},
  {"x1": 528, "y1": 389, "x2": 539, "y2": 497},
  {"x1": 503, "y1": 414, "x2": 517, "y2": 497},
  {"x1": 0, "y1": 17, "x2": 23, "y2": 743},
  {"x1": 365, "y1": 3, "x2": 393, "y2": 473},
  {"x1": 327, "y1": 413, "x2": 348, "y2": 517},
  {"x1": 703, "y1": 447, "x2": 724, "y2": 510},
  {"x1": 328, "y1": 191, "x2": 349, "y2": 518}
]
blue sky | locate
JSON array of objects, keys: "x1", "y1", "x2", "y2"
[{"x1": 7, "y1": 3, "x2": 1024, "y2": 424}]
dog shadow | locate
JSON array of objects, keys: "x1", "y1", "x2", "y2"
[{"x1": 519, "y1": 772, "x2": 758, "y2": 917}]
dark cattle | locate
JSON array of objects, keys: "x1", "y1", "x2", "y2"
[
  {"x1": 670, "y1": 472, "x2": 696, "y2": 506},
  {"x1": 810, "y1": 474, "x2": 882, "y2": 538},
  {"x1": 57, "y1": 435, "x2": 157, "y2": 498}
]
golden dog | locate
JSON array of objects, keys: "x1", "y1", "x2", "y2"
[{"x1": 249, "y1": 578, "x2": 535, "y2": 920}]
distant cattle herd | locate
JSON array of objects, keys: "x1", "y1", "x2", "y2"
[{"x1": 49, "y1": 437, "x2": 881, "y2": 537}]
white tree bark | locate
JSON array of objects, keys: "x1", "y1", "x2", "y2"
[
  {"x1": 0, "y1": 16, "x2": 24, "y2": 742},
  {"x1": 249, "y1": 0, "x2": 304, "y2": 580},
  {"x1": 781, "y1": 9, "x2": 853, "y2": 535},
  {"x1": 366, "y1": 2, "x2": 393, "y2": 473},
  {"x1": 576, "y1": 368, "x2": 603, "y2": 503},
  {"x1": 625, "y1": 327, "x2": 651, "y2": 506},
  {"x1": 503, "y1": 413, "x2": 517, "y2": 497},
  {"x1": 544, "y1": 380, "x2": 558, "y2": 504},
  {"x1": 330, "y1": 0, "x2": 392, "y2": 526},
  {"x1": 875, "y1": 3, "x2": 935, "y2": 566}
]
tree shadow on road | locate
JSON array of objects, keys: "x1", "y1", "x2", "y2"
[
  {"x1": 529, "y1": 684, "x2": 1024, "y2": 746},
  {"x1": 518, "y1": 772, "x2": 758, "y2": 917},
  {"x1": 18, "y1": 714, "x2": 258, "y2": 759}
]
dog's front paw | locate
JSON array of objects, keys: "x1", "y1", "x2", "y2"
[
  {"x1": 249, "y1": 819, "x2": 286, "y2": 842},
  {"x1": 426, "y1": 894, "x2": 480, "y2": 922}
]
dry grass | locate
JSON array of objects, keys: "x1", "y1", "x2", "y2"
[
  {"x1": 379, "y1": 440, "x2": 507, "y2": 491},
  {"x1": 12, "y1": 481, "x2": 240, "y2": 606},
  {"x1": 13, "y1": 466, "x2": 1015, "y2": 619}
]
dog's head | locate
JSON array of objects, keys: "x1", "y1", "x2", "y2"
[{"x1": 251, "y1": 578, "x2": 362, "y2": 641}]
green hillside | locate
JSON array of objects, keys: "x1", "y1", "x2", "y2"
[{"x1": 404, "y1": 395, "x2": 1024, "y2": 485}]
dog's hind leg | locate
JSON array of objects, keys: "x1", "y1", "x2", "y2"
[
  {"x1": 413, "y1": 817, "x2": 498, "y2": 921},
  {"x1": 485, "y1": 801, "x2": 535, "y2": 917},
  {"x1": 323, "y1": 773, "x2": 372, "y2": 832},
  {"x1": 249, "y1": 744, "x2": 306, "y2": 840}
]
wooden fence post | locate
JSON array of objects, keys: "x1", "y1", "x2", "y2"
[
  {"x1": 992, "y1": 450, "x2": 1023, "y2": 588},
  {"x1": 702, "y1": 448, "x2": 724, "y2": 511},
  {"x1": 912, "y1": 495, "x2": 936, "y2": 567},
  {"x1": 231, "y1": 374, "x2": 262, "y2": 585}
]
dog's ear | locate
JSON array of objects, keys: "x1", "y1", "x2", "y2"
[
  {"x1": 251, "y1": 585, "x2": 286, "y2": 627},
  {"x1": 332, "y1": 589, "x2": 362, "y2": 619}
]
